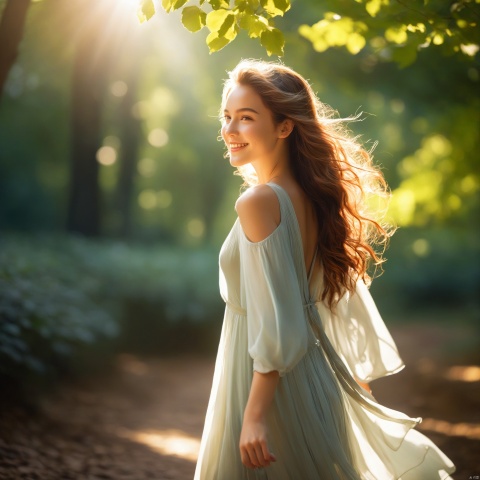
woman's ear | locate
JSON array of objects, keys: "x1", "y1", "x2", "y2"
[{"x1": 278, "y1": 119, "x2": 294, "y2": 139}]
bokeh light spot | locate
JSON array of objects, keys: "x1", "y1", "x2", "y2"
[
  {"x1": 410, "y1": 117, "x2": 428, "y2": 134},
  {"x1": 390, "y1": 99, "x2": 405, "y2": 114},
  {"x1": 148, "y1": 128, "x2": 169, "y2": 148},
  {"x1": 111, "y1": 80, "x2": 128, "y2": 97},
  {"x1": 447, "y1": 194, "x2": 461, "y2": 211},
  {"x1": 138, "y1": 190, "x2": 157, "y2": 209},
  {"x1": 445, "y1": 365, "x2": 480, "y2": 382},
  {"x1": 428, "y1": 134, "x2": 452, "y2": 156},
  {"x1": 460, "y1": 175, "x2": 477, "y2": 194},
  {"x1": 138, "y1": 158, "x2": 156, "y2": 177},
  {"x1": 187, "y1": 218, "x2": 205, "y2": 238},
  {"x1": 412, "y1": 238, "x2": 430, "y2": 257},
  {"x1": 96, "y1": 146, "x2": 117, "y2": 166}
]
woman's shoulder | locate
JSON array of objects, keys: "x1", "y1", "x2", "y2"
[{"x1": 235, "y1": 184, "x2": 281, "y2": 243}]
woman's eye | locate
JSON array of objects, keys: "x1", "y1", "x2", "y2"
[
  {"x1": 223, "y1": 116, "x2": 231, "y2": 123},
  {"x1": 241, "y1": 116, "x2": 252, "y2": 121}
]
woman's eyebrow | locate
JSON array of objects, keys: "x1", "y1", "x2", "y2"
[{"x1": 223, "y1": 107, "x2": 259, "y2": 114}]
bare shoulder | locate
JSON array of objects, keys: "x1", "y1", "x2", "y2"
[{"x1": 235, "y1": 184, "x2": 280, "y2": 243}]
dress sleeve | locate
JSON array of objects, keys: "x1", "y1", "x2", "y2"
[
  {"x1": 316, "y1": 279, "x2": 405, "y2": 383},
  {"x1": 239, "y1": 224, "x2": 309, "y2": 377}
]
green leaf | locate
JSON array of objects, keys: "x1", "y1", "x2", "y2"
[
  {"x1": 365, "y1": 0, "x2": 389, "y2": 17},
  {"x1": 218, "y1": 14, "x2": 236, "y2": 38},
  {"x1": 206, "y1": 9, "x2": 232, "y2": 32},
  {"x1": 206, "y1": 32, "x2": 233, "y2": 53},
  {"x1": 172, "y1": 0, "x2": 188, "y2": 10},
  {"x1": 385, "y1": 26, "x2": 408, "y2": 44},
  {"x1": 210, "y1": 0, "x2": 230, "y2": 9},
  {"x1": 260, "y1": 27, "x2": 285, "y2": 56},
  {"x1": 261, "y1": 0, "x2": 291, "y2": 17},
  {"x1": 240, "y1": 12, "x2": 269, "y2": 38},
  {"x1": 236, "y1": 0, "x2": 260, "y2": 10},
  {"x1": 182, "y1": 6, "x2": 207, "y2": 32},
  {"x1": 137, "y1": 0, "x2": 155, "y2": 23},
  {"x1": 346, "y1": 32, "x2": 366, "y2": 54},
  {"x1": 162, "y1": 0, "x2": 174, "y2": 13}
]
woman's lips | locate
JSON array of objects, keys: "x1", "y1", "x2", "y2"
[{"x1": 230, "y1": 143, "x2": 248, "y2": 152}]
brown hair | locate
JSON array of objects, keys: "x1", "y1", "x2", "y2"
[{"x1": 222, "y1": 59, "x2": 393, "y2": 309}]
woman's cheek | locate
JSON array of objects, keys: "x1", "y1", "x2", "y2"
[{"x1": 221, "y1": 126, "x2": 227, "y2": 144}]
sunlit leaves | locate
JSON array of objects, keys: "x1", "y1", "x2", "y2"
[
  {"x1": 261, "y1": 28, "x2": 285, "y2": 56},
  {"x1": 365, "y1": 0, "x2": 389, "y2": 18},
  {"x1": 182, "y1": 6, "x2": 207, "y2": 33},
  {"x1": 299, "y1": 15, "x2": 368, "y2": 55},
  {"x1": 239, "y1": 13, "x2": 269, "y2": 38},
  {"x1": 206, "y1": 32, "x2": 232, "y2": 52},
  {"x1": 142, "y1": 0, "x2": 290, "y2": 56},
  {"x1": 137, "y1": 0, "x2": 155, "y2": 24},
  {"x1": 136, "y1": 0, "x2": 480, "y2": 63},
  {"x1": 206, "y1": 9, "x2": 232, "y2": 33},
  {"x1": 298, "y1": 0, "x2": 479, "y2": 66},
  {"x1": 388, "y1": 132, "x2": 480, "y2": 226},
  {"x1": 261, "y1": 0, "x2": 291, "y2": 17},
  {"x1": 346, "y1": 32, "x2": 366, "y2": 54},
  {"x1": 162, "y1": 0, "x2": 188, "y2": 12},
  {"x1": 210, "y1": 0, "x2": 229, "y2": 8},
  {"x1": 206, "y1": 9, "x2": 237, "y2": 52},
  {"x1": 406, "y1": 23, "x2": 426, "y2": 34},
  {"x1": 385, "y1": 26, "x2": 407, "y2": 44}
]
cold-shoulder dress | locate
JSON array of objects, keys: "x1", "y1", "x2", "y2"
[{"x1": 194, "y1": 182, "x2": 455, "y2": 480}]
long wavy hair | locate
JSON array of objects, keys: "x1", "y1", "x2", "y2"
[{"x1": 221, "y1": 59, "x2": 393, "y2": 309}]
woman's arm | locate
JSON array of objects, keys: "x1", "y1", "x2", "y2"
[{"x1": 240, "y1": 370, "x2": 279, "y2": 469}]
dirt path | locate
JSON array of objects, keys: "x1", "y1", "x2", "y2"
[{"x1": 1, "y1": 323, "x2": 479, "y2": 479}]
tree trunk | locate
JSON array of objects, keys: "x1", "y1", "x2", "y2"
[
  {"x1": 115, "y1": 72, "x2": 141, "y2": 239},
  {"x1": 66, "y1": 6, "x2": 111, "y2": 237},
  {"x1": 0, "y1": 0, "x2": 31, "y2": 99}
]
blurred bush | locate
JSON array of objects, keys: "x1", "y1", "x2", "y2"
[
  {"x1": 0, "y1": 229, "x2": 477, "y2": 396},
  {"x1": 0, "y1": 234, "x2": 223, "y2": 393},
  {"x1": 370, "y1": 227, "x2": 480, "y2": 319}
]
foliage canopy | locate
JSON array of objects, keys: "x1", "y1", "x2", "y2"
[
  {"x1": 139, "y1": 0, "x2": 480, "y2": 65},
  {"x1": 139, "y1": 0, "x2": 288, "y2": 56}
]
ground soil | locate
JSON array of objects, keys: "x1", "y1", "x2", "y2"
[{"x1": 1, "y1": 323, "x2": 479, "y2": 480}]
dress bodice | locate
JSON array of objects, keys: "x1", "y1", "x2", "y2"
[{"x1": 219, "y1": 218, "x2": 242, "y2": 311}]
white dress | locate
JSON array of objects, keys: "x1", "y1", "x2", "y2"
[{"x1": 194, "y1": 182, "x2": 455, "y2": 479}]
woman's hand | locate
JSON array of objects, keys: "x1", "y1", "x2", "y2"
[{"x1": 239, "y1": 416, "x2": 276, "y2": 469}]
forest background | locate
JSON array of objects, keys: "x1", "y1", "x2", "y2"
[{"x1": 0, "y1": 0, "x2": 478, "y2": 392}]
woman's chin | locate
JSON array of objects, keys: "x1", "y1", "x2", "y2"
[{"x1": 229, "y1": 157, "x2": 250, "y2": 168}]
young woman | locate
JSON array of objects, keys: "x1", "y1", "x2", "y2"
[{"x1": 194, "y1": 59, "x2": 455, "y2": 479}]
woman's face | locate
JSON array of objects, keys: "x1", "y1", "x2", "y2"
[{"x1": 221, "y1": 84, "x2": 285, "y2": 168}]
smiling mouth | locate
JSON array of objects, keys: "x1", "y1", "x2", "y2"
[{"x1": 230, "y1": 143, "x2": 248, "y2": 151}]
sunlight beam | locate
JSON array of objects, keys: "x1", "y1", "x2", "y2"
[
  {"x1": 420, "y1": 418, "x2": 480, "y2": 440},
  {"x1": 444, "y1": 365, "x2": 480, "y2": 382},
  {"x1": 116, "y1": 428, "x2": 201, "y2": 462}
]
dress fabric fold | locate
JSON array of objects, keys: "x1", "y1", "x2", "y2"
[{"x1": 194, "y1": 182, "x2": 455, "y2": 480}]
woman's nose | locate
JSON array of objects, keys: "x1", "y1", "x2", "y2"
[{"x1": 225, "y1": 120, "x2": 238, "y2": 135}]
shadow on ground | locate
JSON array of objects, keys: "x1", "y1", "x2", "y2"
[{"x1": 1, "y1": 323, "x2": 479, "y2": 479}]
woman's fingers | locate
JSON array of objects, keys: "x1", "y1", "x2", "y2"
[
  {"x1": 240, "y1": 451, "x2": 256, "y2": 470},
  {"x1": 241, "y1": 441, "x2": 276, "y2": 469},
  {"x1": 259, "y1": 441, "x2": 275, "y2": 466},
  {"x1": 246, "y1": 443, "x2": 262, "y2": 467}
]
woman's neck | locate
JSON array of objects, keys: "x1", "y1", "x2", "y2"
[{"x1": 253, "y1": 151, "x2": 292, "y2": 185}]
